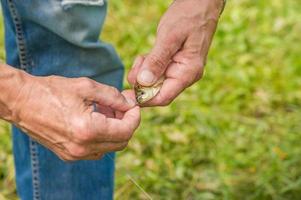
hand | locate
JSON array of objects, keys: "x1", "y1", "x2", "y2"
[
  {"x1": 11, "y1": 73, "x2": 140, "y2": 161},
  {"x1": 128, "y1": 0, "x2": 223, "y2": 106}
]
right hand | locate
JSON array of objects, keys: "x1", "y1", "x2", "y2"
[{"x1": 11, "y1": 74, "x2": 140, "y2": 161}]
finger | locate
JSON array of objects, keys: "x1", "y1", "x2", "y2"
[
  {"x1": 79, "y1": 78, "x2": 135, "y2": 112},
  {"x1": 115, "y1": 90, "x2": 138, "y2": 120},
  {"x1": 64, "y1": 141, "x2": 127, "y2": 160},
  {"x1": 79, "y1": 153, "x2": 104, "y2": 161},
  {"x1": 166, "y1": 58, "x2": 204, "y2": 85},
  {"x1": 122, "y1": 90, "x2": 138, "y2": 104},
  {"x1": 128, "y1": 56, "x2": 145, "y2": 85},
  {"x1": 141, "y1": 58, "x2": 203, "y2": 107},
  {"x1": 90, "y1": 142, "x2": 128, "y2": 153},
  {"x1": 137, "y1": 31, "x2": 185, "y2": 86},
  {"x1": 67, "y1": 153, "x2": 104, "y2": 161},
  {"x1": 141, "y1": 78, "x2": 185, "y2": 107},
  {"x1": 91, "y1": 106, "x2": 141, "y2": 142},
  {"x1": 51, "y1": 145, "x2": 79, "y2": 162}
]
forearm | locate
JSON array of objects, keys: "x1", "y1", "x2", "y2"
[
  {"x1": 0, "y1": 63, "x2": 30, "y2": 122},
  {"x1": 172, "y1": 0, "x2": 225, "y2": 16}
]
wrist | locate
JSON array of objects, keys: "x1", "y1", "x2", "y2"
[
  {"x1": 199, "y1": 0, "x2": 226, "y2": 17},
  {"x1": 0, "y1": 63, "x2": 33, "y2": 122}
]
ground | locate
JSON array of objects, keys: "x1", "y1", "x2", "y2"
[{"x1": 1, "y1": 0, "x2": 301, "y2": 199}]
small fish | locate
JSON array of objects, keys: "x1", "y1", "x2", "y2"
[{"x1": 134, "y1": 77, "x2": 164, "y2": 104}]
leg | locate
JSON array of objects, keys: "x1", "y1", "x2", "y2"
[{"x1": 1, "y1": 0, "x2": 123, "y2": 199}]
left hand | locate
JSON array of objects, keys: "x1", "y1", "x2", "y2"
[{"x1": 128, "y1": 0, "x2": 224, "y2": 106}]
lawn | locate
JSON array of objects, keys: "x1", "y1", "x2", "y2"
[{"x1": 1, "y1": 0, "x2": 301, "y2": 199}]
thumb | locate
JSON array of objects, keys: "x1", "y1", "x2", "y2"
[{"x1": 137, "y1": 33, "x2": 184, "y2": 86}]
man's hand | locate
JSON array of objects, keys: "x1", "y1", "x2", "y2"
[
  {"x1": 128, "y1": 0, "x2": 223, "y2": 106},
  {"x1": 3, "y1": 66, "x2": 140, "y2": 161}
]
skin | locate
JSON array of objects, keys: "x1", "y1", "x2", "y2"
[
  {"x1": 0, "y1": 63, "x2": 140, "y2": 161},
  {"x1": 128, "y1": 0, "x2": 223, "y2": 106},
  {"x1": 0, "y1": 0, "x2": 222, "y2": 161}
]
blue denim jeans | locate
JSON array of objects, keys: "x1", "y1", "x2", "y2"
[{"x1": 1, "y1": 0, "x2": 124, "y2": 199}]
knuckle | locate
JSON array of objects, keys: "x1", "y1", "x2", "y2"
[
  {"x1": 110, "y1": 87, "x2": 121, "y2": 98},
  {"x1": 160, "y1": 44, "x2": 173, "y2": 58},
  {"x1": 116, "y1": 142, "x2": 128, "y2": 151},
  {"x1": 195, "y1": 70, "x2": 204, "y2": 81},
  {"x1": 190, "y1": 63, "x2": 205, "y2": 83},
  {"x1": 74, "y1": 131, "x2": 94, "y2": 143},
  {"x1": 106, "y1": 86, "x2": 121, "y2": 100},
  {"x1": 181, "y1": 78, "x2": 192, "y2": 88},
  {"x1": 67, "y1": 144, "x2": 89, "y2": 158},
  {"x1": 125, "y1": 132, "x2": 133, "y2": 142},
  {"x1": 147, "y1": 54, "x2": 166, "y2": 74},
  {"x1": 79, "y1": 77, "x2": 95, "y2": 89},
  {"x1": 183, "y1": 63, "x2": 204, "y2": 86},
  {"x1": 166, "y1": 32, "x2": 180, "y2": 44},
  {"x1": 72, "y1": 119, "x2": 94, "y2": 143}
]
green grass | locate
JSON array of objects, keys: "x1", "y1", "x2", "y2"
[{"x1": 1, "y1": 0, "x2": 301, "y2": 199}]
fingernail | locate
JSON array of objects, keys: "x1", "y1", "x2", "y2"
[
  {"x1": 126, "y1": 98, "x2": 136, "y2": 107},
  {"x1": 137, "y1": 70, "x2": 155, "y2": 85}
]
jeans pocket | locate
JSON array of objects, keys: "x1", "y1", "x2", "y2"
[{"x1": 51, "y1": 0, "x2": 107, "y2": 46}]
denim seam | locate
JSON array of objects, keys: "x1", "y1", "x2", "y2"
[
  {"x1": 6, "y1": 0, "x2": 32, "y2": 71},
  {"x1": 6, "y1": 0, "x2": 40, "y2": 199},
  {"x1": 29, "y1": 140, "x2": 41, "y2": 200}
]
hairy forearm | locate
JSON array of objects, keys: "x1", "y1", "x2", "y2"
[{"x1": 0, "y1": 63, "x2": 30, "y2": 122}]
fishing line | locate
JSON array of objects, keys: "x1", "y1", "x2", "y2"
[{"x1": 105, "y1": 154, "x2": 153, "y2": 200}]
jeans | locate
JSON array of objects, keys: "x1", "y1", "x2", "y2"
[{"x1": 1, "y1": 0, "x2": 124, "y2": 199}]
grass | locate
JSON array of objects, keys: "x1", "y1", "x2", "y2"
[{"x1": 1, "y1": 0, "x2": 301, "y2": 199}]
